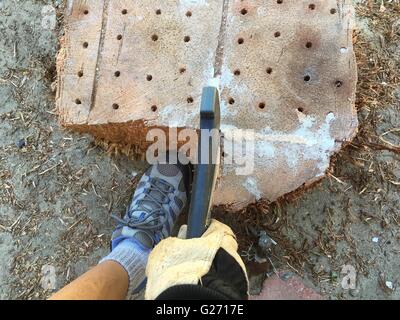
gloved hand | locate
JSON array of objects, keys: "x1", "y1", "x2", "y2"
[{"x1": 145, "y1": 219, "x2": 249, "y2": 300}]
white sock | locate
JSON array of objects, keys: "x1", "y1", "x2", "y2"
[{"x1": 100, "y1": 239, "x2": 149, "y2": 298}]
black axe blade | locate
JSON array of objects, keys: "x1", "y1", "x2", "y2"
[{"x1": 186, "y1": 87, "x2": 221, "y2": 239}]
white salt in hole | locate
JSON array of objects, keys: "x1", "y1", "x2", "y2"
[
  {"x1": 340, "y1": 47, "x2": 348, "y2": 54},
  {"x1": 326, "y1": 112, "x2": 335, "y2": 122}
]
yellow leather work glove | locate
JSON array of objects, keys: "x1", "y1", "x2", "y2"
[{"x1": 145, "y1": 219, "x2": 249, "y2": 300}]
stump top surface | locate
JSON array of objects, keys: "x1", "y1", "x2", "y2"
[{"x1": 57, "y1": 0, "x2": 358, "y2": 208}]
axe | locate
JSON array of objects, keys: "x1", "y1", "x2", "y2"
[{"x1": 186, "y1": 87, "x2": 221, "y2": 239}]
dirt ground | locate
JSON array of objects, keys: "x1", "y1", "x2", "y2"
[{"x1": 0, "y1": 0, "x2": 399, "y2": 300}]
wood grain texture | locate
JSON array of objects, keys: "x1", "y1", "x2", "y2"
[{"x1": 57, "y1": 0, "x2": 105, "y2": 125}]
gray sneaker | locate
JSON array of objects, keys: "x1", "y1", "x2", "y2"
[{"x1": 111, "y1": 162, "x2": 190, "y2": 251}]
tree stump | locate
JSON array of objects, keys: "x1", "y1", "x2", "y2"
[{"x1": 57, "y1": 0, "x2": 358, "y2": 209}]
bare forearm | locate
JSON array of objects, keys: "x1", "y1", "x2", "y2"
[{"x1": 49, "y1": 261, "x2": 129, "y2": 300}]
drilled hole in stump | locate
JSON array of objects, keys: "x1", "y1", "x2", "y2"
[
  {"x1": 306, "y1": 42, "x2": 312, "y2": 48},
  {"x1": 330, "y1": 8, "x2": 337, "y2": 14},
  {"x1": 114, "y1": 71, "x2": 121, "y2": 77},
  {"x1": 186, "y1": 11, "x2": 192, "y2": 17},
  {"x1": 156, "y1": 9, "x2": 161, "y2": 15},
  {"x1": 83, "y1": 10, "x2": 89, "y2": 15},
  {"x1": 238, "y1": 38, "x2": 244, "y2": 44},
  {"x1": 229, "y1": 98, "x2": 235, "y2": 105},
  {"x1": 234, "y1": 69, "x2": 241, "y2": 76},
  {"x1": 309, "y1": 4, "x2": 316, "y2": 10},
  {"x1": 122, "y1": 9, "x2": 128, "y2": 15},
  {"x1": 147, "y1": 75, "x2": 153, "y2": 81},
  {"x1": 83, "y1": 42, "x2": 89, "y2": 48},
  {"x1": 274, "y1": 31, "x2": 281, "y2": 38},
  {"x1": 277, "y1": 0, "x2": 283, "y2": 4},
  {"x1": 77, "y1": 71, "x2": 83, "y2": 78},
  {"x1": 241, "y1": 8, "x2": 248, "y2": 15},
  {"x1": 298, "y1": 107, "x2": 304, "y2": 113},
  {"x1": 304, "y1": 75, "x2": 311, "y2": 82},
  {"x1": 112, "y1": 103, "x2": 119, "y2": 110},
  {"x1": 266, "y1": 68, "x2": 273, "y2": 74},
  {"x1": 187, "y1": 97, "x2": 194, "y2": 103},
  {"x1": 151, "y1": 34, "x2": 159, "y2": 41},
  {"x1": 117, "y1": 34, "x2": 123, "y2": 40},
  {"x1": 184, "y1": 36, "x2": 191, "y2": 42},
  {"x1": 335, "y1": 80, "x2": 343, "y2": 88},
  {"x1": 258, "y1": 102, "x2": 266, "y2": 110},
  {"x1": 179, "y1": 68, "x2": 186, "y2": 74},
  {"x1": 75, "y1": 99, "x2": 82, "y2": 105},
  {"x1": 151, "y1": 105, "x2": 157, "y2": 112}
]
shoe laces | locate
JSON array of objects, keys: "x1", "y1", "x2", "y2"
[{"x1": 112, "y1": 177, "x2": 174, "y2": 232}]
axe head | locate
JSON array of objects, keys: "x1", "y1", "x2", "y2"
[
  {"x1": 200, "y1": 86, "x2": 220, "y2": 130},
  {"x1": 186, "y1": 86, "x2": 221, "y2": 239}
]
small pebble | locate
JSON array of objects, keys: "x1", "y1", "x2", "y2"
[
  {"x1": 349, "y1": 288, "x2": 359, "y2": 297},
  {"x1": 254, "y1": 254, "x2": 267, "y2": 264},
  {"x1": 16, "y1": 139, "x2": 26, "y2": 149},
  {"x1": 280, "y1": 272, "x2": 293, "y2": 281},
  {"x1": 258, "y1": 231, "x2": 277, "y2": 250},
  {"x1": 313, "y1": 264, "x2": 324, "y2": 274},
  {"x1": 385, "y1": 281, "x2": 394, "y2": 290}
]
